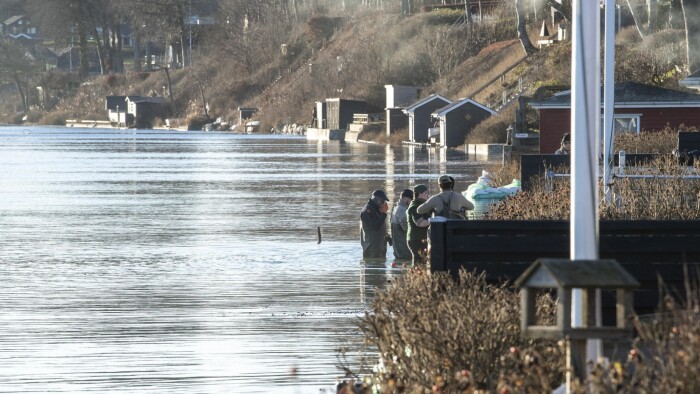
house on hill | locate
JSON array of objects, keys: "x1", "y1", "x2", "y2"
[
  {"x1": 403, "y1": 94, "x2": 452, "y2": 143},
  {"x1": 106, "y1": 95, "x2": 165, "y2": 128},
  {"x1": 126, "y1": 96, "x2": 165, "y2": 128},
  {"x1": 431, "y1": 98, "x2": 496, "y2": 148},
  {"x1": 2, "y1": 15, "x2": 37, "y2": 40},
  {"x1": 680, "y1": 70, "x2": 700, "y2": 92},
  {"x1": 106, "y1": 96, "x2": 140, "y2": 126},
  {"x1": 530, "y1": 82, "x2": 700, "y2": 153}
]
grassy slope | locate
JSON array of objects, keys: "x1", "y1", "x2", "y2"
[{"x1": 16, "y1": 12, "x2": 691, "y2": 145}]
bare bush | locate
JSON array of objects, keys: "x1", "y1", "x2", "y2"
[
  {"x1": 357, "y1": 268, "x2": 563, "y2": 392},
  {"x1": 38, "y1": 110, "x2": 75, "y2": 125},
  {"x1": 615, "y1": 125, "x2": 697, "y2": 154},
  {"x1": 466, "y1": 103, "x2": 515, "y2": 144}
]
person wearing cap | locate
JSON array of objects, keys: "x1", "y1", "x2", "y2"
[
  {"x1": 360, "y1": 189, "x2": 390, "y2": 259},
  {"x1": 390, "y1": 189, "x2": 414, "y2": 260},
  {"x1": 417, "y1": 175, "x2": 474, "y2": 219},
  {"x1": 555, "y1": 132, "x2": 571, "y2": 154},
  {"x1": 407, "y1": 184, "x2": 431, "y2": 266}
]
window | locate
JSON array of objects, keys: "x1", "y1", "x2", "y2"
[
  {"x1": 598, "y1": 114, "x2": 641, "y2": 150},
  {"x1": 613, "y1": 115, "x2": 640, "y2": 133}
]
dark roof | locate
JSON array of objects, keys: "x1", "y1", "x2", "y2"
[
  {"x1": 106, "y1": 95, "x2": 147, "y2": 110},
  {"x1": 530, "y1": 82, "x2": 700, "y2": 109},
  {"x1": 127, "y1": 96, "x2": 165, "y2": 104},
  {"x1": 432, "y1": 98, "x2": 496, "y2": 117},
  {"x1": 403, "y1": 94, "x2": 451, "y2": 113},
  {"x1": 514, "y1": 259, "x2": 640, "y2": 289},
  {"x1": 680, "y1": 70, "x2": 700, "y2": 90},
  {"x1": 3, "y1": 15, "x2": 26, "y2": 26}
]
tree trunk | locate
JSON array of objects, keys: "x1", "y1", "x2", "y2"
[
  {"x1": 78, "y1": 23, "x2": 89, "y2": 76},
  {"x1": 682, "y1": 0, "x2": 700, "y2": 72},
  {"x1": 198, "y1": 83, "x2": 209, "y2": 119},
  {"x1": 516, "y1": 0, "x2": 537, "y2": 55},
  {"x1": 626, "y1": 0, "x2": 646, "y2": 39},
  {"x1": 145, "y1": 41, "x2": 152, "y2": 72},
  {"x1": 12, "y1": 75, "x2": 28, "y2": 113},
  {"x1": 163, "y1": 67, "x2": 173, "y2": 101},
  {"x1": 465, "y1": 0, "x2": 472, "y2": 24},
  {"x1": 115, "y1": 23, "x2": 124, "y2": 73},
  {"x1": 648, "y1": 0, "x2": 657, "y2": 33},
  {"x1": 133, "y1": 34, "x2": 142, "y2": 72}
]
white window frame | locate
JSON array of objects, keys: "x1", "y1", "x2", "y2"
[{"x1": 599, "y1": 113, "x2": 641, "y2": 147}]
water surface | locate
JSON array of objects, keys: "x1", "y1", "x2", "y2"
[{"x1": 0, "y1": 127, "x2": 487, "y2": 393}]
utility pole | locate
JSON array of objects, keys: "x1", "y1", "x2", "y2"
[{"x1": 570, "y1": 0, "x2": 602, "y2": 390}]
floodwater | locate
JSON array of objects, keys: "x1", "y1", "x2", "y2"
[{"x1": 0, "y1": 126, "x2": 488, "y2": 393}]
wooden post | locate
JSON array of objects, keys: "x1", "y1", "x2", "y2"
[
  {"x1": 429, "y1": 217, "x2": 447, "y2": 273},
  {"x1": 567, "y1": 338, "x2": 587, "y2": 390}
]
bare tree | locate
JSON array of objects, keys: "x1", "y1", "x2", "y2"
[
  {"x1": 0, "y1": 38, "x2": 37, "y2": 113},
  {"x1": 681, "y1": 0, "x2": 700, "y2": 73},
  {"x1": 515, "y1": 0, "x2": 537, "y2": 55}
]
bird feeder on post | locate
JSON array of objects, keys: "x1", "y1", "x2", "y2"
[{"x1": 515, "y1": 258, "x2": 639, "y2": 388}]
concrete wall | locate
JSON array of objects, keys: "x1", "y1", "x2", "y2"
[
  {"x1": 385, "y1": 85, "x2": 420, "y2": 108},
  {"x1": 306, "y1": 128, "x2": 346, "y2": 141}
]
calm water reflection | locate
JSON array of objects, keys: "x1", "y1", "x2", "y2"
[{"x1": 0, "y1": 126, "x2": 487, "y2": 393}]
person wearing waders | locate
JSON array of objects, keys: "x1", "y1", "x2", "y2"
[
  {"x1": 390, "y1": 188, "x2": 413, "y2": 260},
  {"x1": 417, "y1": 175, "x2": 474, "y2": 219},
  {"x1": 407, "y1": 184, "x2": 431, "y2": 266},
  {"x1": 360, "y1": 189, "x2": 390, "y2": 259}
]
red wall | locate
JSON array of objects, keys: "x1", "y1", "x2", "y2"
[{"x1": 538, "y1": 107, "x2": 700, "y2": 153}]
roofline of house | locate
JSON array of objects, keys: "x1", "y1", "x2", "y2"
[
  {"x1": 679, "y1": 78, "x2": 700, "y2": 89},
  {"x1": 432, "y1": 98, "x2": 497, "y2": 117},
  {"x1": 531, "y1": 102, "x2": 700, "y2": 110},
  {"x1": 403, "y1": 94, "x2": 452, "y2": 114}
]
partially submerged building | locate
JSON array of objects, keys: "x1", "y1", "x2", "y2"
[
  {"x1": 403, "y1": 94, "x2": 452, "y2": 143},
  {"x1": 105, "y1": 95, "x2": 165, "y2": 128},
  {"x1": 385, "y1": 85, "x2": 421, "y2": 136},
  {"x1": 431, "y1": 98, "x2": 495, "y2": 148},
  {"x1": 325, "y1": 98, "x2": 367, "y2": 130}
]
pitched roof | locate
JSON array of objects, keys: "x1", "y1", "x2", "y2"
[
  {"x1": 403, "y1": 94, "x2": 452, "y2": 113},
  {"x1": 530, "y1": 82, "x2": 700, "y2": 109},
  {"x1": 106, "y1": 95, "x2": 149, "y2": 110},
  {"x1": 432, "y1": 98, "x2": 496, "y2": 117},
  {"x1": 679, "y1": 70, "x2": 700, "y2": 90},
  {"x1": 3, "y1": 15, "x2": 26, "y2": 26},
  {"x1": 514, "y1": 258, "x2": 639, "y2": 289}
]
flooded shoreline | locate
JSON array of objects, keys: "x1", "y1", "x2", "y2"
[{"x1": 0, "y1": 127, "x2": 487, "y2": 392}]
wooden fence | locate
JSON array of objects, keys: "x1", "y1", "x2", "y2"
[{"x1": 429, "y1": 219, "x2": 700, "y2": 322}]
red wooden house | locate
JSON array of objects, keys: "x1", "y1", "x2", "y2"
[{"x1": 529, "y1": 82, "x2": 700, "y2": 153}]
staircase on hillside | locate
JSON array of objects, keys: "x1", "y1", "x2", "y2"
[{"x1": 466, "y1": 55, "x2": 528, "y2": 113}]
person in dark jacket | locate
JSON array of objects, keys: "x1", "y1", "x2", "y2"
[
  {"x1": 360, "y1": 189, "x2": 390, "y2": 259},
  {"x1": 406, "y1": 184, "x2": 431, "y2": 266},
  {"x1": 555, "y1": 132, "x2": 571, "y2": 154},
  {"x1": 390, "y1": 188, "x2": 414, "y2": 260}
]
